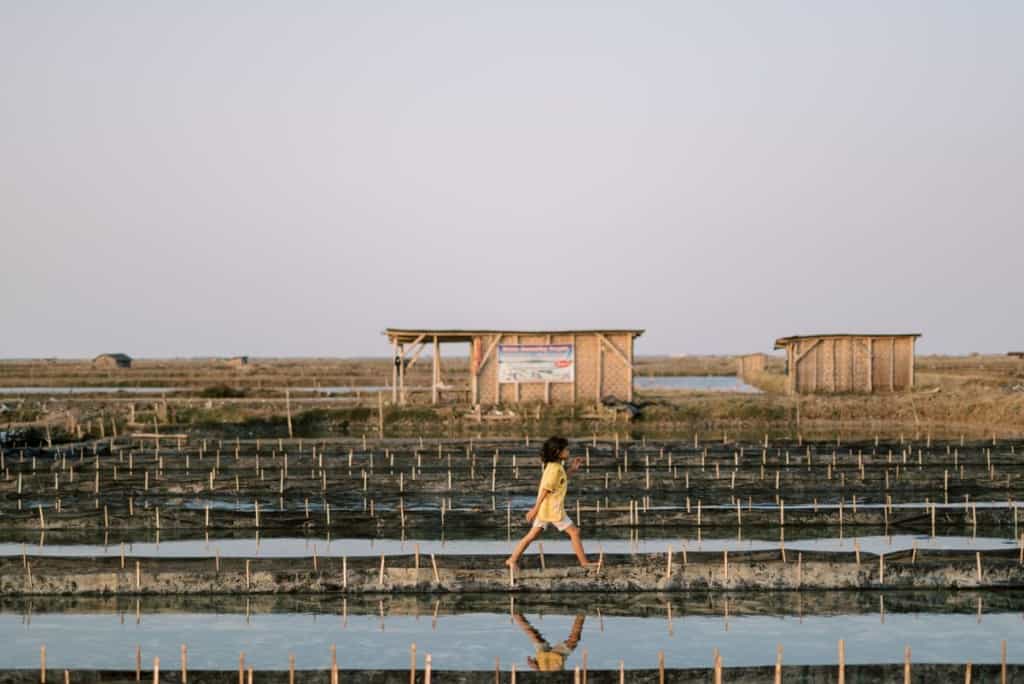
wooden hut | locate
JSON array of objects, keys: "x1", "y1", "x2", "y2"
[
  {"x1": 737, "y1": 353, "x2": 766, "y2": 380},
  {"x1": 385, "y1": 328, "x2": 644, "y2": 406},
  {"x1": 773, "y1": 334, "x2": 920, "y2": 394},
  {"x1": 1009, "y1": 352, "x2": 1024, "y2": 360},
  {"x1": 93, "y1": 353, "x2": 132, "y2": 369},
  {"x1": 226, "y1": 356, "x2": 250, "y2": 368}
]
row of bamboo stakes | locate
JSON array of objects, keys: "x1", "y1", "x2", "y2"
[
  {"x1": 18, "y1": 536, "x2": 1023, "y2": 592},
  {"x1": 33, "y1": 638, "x2": 1012, "y2": 684}
]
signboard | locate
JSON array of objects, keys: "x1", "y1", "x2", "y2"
[{"x1": 498, "y1": 344, "x2": 574, "y2": 383}]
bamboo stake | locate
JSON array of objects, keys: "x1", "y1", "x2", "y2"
[
  {"x1": 379, "y1": 554, "x2": 386, "y2": 587},
  {"x1": 774, "y1": 645, "x2": 783, "y2": 684},
  {"x1": 904, "y1": 646, "x2": 912, "y2": 683},
  {"x1": 136, "y1": 646, "x2": 141, "y2": 682},
  {"x1": 180, "y1": 644, "x2": 187, "y2": 684},
  {"x1": 424, "y1": 654, "x2": 432, "y2": 684},
  {"x1": 153, "y1": 657, "x2": 159, "y2": 684},
  {"x1": 289, "y1": 655, "x2": 295, "y2": 684},
  {"x1": 1001, "y1": 639, "x2": 1007, "y2": 684},
  {"x1": 410, "y1": 643, "x2": 417, "y2": 684},
  {"x1": 40, "y1": 645, "x2": 46, "y2": 684},
  {"x1": 431, "y1": 554, "x2": 440, "y2": 583},
  {"x1": 658, "y1": 650, "x2": 665, "y2": 684}
]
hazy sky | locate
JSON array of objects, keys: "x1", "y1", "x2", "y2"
[{"x1": 2, "y1": 2, "x2": 1021, "y2": 358}]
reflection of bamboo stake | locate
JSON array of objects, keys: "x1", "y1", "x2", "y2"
[
  {"x1": 1001, "y1": 639, "x2": 1007, "y2": 683},
  {"x1": 838, "y1": 639, "x2": 845, "y2": 684}
]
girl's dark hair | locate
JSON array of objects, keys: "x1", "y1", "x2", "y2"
[{"x1": 540, "y1": 436, "x2": 569, "y2": 464}]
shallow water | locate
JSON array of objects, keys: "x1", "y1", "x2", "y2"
[
  {"x1": 634, "y1": 376, "x2": 760, "y2": 393},
  {"x1": 3, "y1": 604, "x2": 1021, "y2": 670},
  {"x1": 1, "y1": 534, "x2": 1017, "y2": 559}
]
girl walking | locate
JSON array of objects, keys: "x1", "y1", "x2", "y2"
[{"x1": 505, "y1": 436, "x2": 591, "y2": 570}]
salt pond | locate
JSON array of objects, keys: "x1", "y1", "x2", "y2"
[
  {"x1": 1, "y1": 534, "x2": 1018, "y2": 559},
  {"x1": 2, "y1": 601, "x2": 1021, "y2": 670}
]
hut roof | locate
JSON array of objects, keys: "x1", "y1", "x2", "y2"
[
  {"x1": 385, "y1": 328, "x2": 645, "y2": 344},
  {"x1": 94, "y1": 353, "x2": 132, "y2": 362},
  {"x1": 774, "y1": 334, "x2": 921, "y2": 350}
]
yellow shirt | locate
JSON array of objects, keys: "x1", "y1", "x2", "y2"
[
  {"x1": 533, "y1": 649, "x2": 566, "y2": 671},
  {"x1": 537, "y1": 462, "x2": 568, "y2": 522}
]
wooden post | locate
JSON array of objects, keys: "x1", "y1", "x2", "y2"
[
  {"x1": 152, "y1": 657, "x2": 159, "y2": 684},
  {"x1": 40, "y1": 645, "x2": 46, "y2": 684},
  {"x1": 904, "y1": 646, "x2": 911, "y2": 684},
  {"x1": 410, "y1": 643, "x2": 417, "y2": 684},
  {"x1": 431, "y1": 554, "x2": 440, "y2": 584},
  {"x1": 774, "y1": 645, "x2": 783, "y2": 684},
  {"x1": 285, "y1": 389, "x2": 293, "y2": 438},
  {"x1": 181, "y1": 644, "x2": 187, "y2": 684},
  {"x1": 136, "y1": 645, "x2": 142, "y2": 681},
  {"x1": 1001, "y1": 639, "x2": 1007, "y2": 684},
  {"x1": 658, "y1": 650, "x2": 665, "y2": 684},
  {"x1": 432, "y1": 336, "x2": 440, "y2": 405},
  {"x1": 424, "y1": 654, "x2": 432, "y2": 684},
  {"x1": 238, "y1": 653, "x2": 245, "y2": 684}
]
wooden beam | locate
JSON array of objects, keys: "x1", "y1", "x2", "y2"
[
  {"x1": 398, "y1": 343, "x2": 406, "y2": 406},
  {"x1": 431, "y1": 336, "x2": 439, "y2": 406},
  {"x1": 571, "y1": 334, "x2": 577, "y2": 404},
  {"x1": 513, "y1": 335, "x2": 520, "y2": 404},
  {"x1": 867, "y1": 338, "x2": 873, "y2": 393},
  {"x1": 597, "y1": 333, "x2": 635, "y2": 371},
  {"x1": 596, "y1": 337, "x2": 603, "y2": 403},
  {"x1": 890, "y1": 337, "x2": 896, "y2": 391},
  {"x1": 544, "y1": 334, "x2": 551, "y2": 405},
  {"x1": 391, "y1": 341, "x2": 399, "y2": 404},
  {"x1": 404, "y1": 341, "x2": 428, "y2": 372}
]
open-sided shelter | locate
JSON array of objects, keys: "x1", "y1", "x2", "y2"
[
  {"x1": 774, "y1": 334, "x2": 920, "y2": 394},
  {"x1": 93, "y1": 353, "x2": 132, "y2": 369},
  {"x1": 385, "y1": 328, "x2": 644, "y2": 406}
]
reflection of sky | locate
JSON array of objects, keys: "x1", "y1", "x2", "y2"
[
  {"x1": 2, "y1": 610, "x2": 1022, "y2": 669},
  {"x1": 634, "y1": 376, "x2": 760, "y2": 393},
  {"x1": 3, "y1": 534, "x2": 1019, "y2": 559}
]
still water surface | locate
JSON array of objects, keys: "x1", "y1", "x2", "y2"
[{"x1": 3, "y1": 608, "x2": 1021, "y2": 670}]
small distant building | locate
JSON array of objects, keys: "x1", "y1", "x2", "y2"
[
  {"x1": 385, "y1": 328, "x2": 644, "y2": 405},
  {"x1": 226, "y1": 356, "x2": 250, "y2": 368},
  {"x1": 1009, "y1": 352, "x2": 1024, "y2": 360},
  {"x1": 737, "y1": 353, "x2": 766, "y2": 379},
  {"x1": 773, "y1": 334, "x2": 920, "y2": 394},
  {"x1": 93, "y1": 353, "x2": 132, "y2": 369}
]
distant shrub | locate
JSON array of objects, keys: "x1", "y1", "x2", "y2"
[{"x1": 198, "y1": 385, "x2": 248, "y2": 398}]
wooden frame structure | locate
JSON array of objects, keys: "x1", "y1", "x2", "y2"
[
  {"x1": 774, "y1": 334, "x2": 920, "y2": 395},
  {"x1": 384, "y1": 328, "x2": 644, "y2": 406}
]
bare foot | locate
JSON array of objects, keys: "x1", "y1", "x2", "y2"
[
  {"x1": 504, "y1": 557, "x2": 519, "y2": 572},
  {"x1": 578, "y1": 560, "x2": 596, "y2": 569}
]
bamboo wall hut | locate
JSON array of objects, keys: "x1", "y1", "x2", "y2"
[
  {"x1": 774, "y1": 334, "x2": 920, "y2": 394},
  {"x1": 737, "y1": 353, "x2": 766, "y2": 380},
  {"x1": 384, "y1": 328, "x2": 644, "y2": 406},
  {"x1": 93, "y1": 353, "x2": 132, "y2": 369}
]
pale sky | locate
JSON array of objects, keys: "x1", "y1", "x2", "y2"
[{"x1": 2, "y1": 2, "x2": 1021, "y2": 358}]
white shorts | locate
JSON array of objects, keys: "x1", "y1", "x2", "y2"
[{"x1": 533, "y1": 515, "x2": 574, "y2": 532}]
